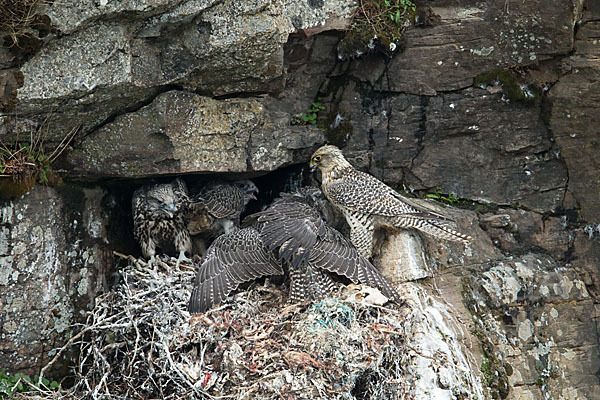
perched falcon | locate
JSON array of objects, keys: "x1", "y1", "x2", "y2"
[
  {"x1": 132, "y1": 178, "x2": 192, "y2": 268},
  {"x1": 188, "y1": 187, "x2": 401, "y2": 314},
  {"x1": 309, "y1": 145, "x2": 471, "y2": 258},
  {"x1": 186, "y1": 180, "x2": 258, "y2": 253}
]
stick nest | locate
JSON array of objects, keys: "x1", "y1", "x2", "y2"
[{"x1": 24, "y1": 255, "x2": 412, "y2": 400}]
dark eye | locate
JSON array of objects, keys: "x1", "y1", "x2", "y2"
[{"x1": 313, "y1": 155, "x2": 322, "y2": 162}]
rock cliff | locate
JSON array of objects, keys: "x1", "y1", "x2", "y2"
[{"x1": 1, "y1": 0, "x2": 599, "y2": 398}]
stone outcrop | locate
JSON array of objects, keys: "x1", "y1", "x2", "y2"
[
  {"x1": 0, "y1": 185, "x2": 114, "y2": 374},
  {"x1": 3, "y1": 0, "x2": 353, "y2": 151},
  {"x1": 546, "y1": 3, "x2": 600, "y2": 222},
  {"x1": 64, "y1": 91, "x2": 324, "y2": 177}
]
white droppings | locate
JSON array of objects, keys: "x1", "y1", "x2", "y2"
[
  {"x1": 400, "y1": 284, "x2": 485, "y2": 399},
  {"x1": 330, "y1": 113, "x2": 344, "y2": 129},
  {"x1": 471, "y1": 46, "x2": 495, "y2": 56},
  {"x1": 583, "y1": 224, "x2": 600, "y2": 238}
]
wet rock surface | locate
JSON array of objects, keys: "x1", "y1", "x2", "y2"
[{"x1": 0, "y1": 0, "x2": 599, "y2": 398}]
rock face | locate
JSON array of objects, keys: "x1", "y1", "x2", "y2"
[
  {"x1": 1, "y1": 0, "x2": 599, "y2": 398},
  {"x1": 0, "y1": 186, "x2": 114, "y2": 374},
  {"x1": 2, "y1": 0, "x2": 352, "y2": 161},
  {"x1": 64, "y1": 91, "x2": 324, "y2": 177}
]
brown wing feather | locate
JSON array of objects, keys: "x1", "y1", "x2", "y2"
[
  {"x1": 326, "y1": 170, "x2": 450, "y2": 221},
  {"x1": 309, "y1": 227, "x2": 402, "y2": 303},
  {"x1": 254, "y1": 189, "x2": 402, "y2": 305},
  {"x1": 188, "y1": 228, "x2": 283, "y2": 313},
  {"x1": 196, "y1": 184, "x2": 245, "y2": 219},
  {"x1": 255, "y1": 196, "x2": 327, "y2": 268}
]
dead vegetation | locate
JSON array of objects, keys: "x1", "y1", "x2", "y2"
[
  {"x1": 0, "y1": 0, "x2": 50, "y2": 47},
  {"x1": 338, "y1": 0, "x2": 416, "y2": 59},
  {"x1": 20, "y1": 253, "x2": 411, "y2": 400},
  {"x1": 0, "y1": 121, "x2": 76, "y2": 190}
]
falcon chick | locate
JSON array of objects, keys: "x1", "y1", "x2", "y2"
[
  {"x1": 188, "y1": 227, "x2": 283, "y2": 314},
  {"x1": 188, "y1": 187, "x2": 401, "y2": 314},
  {"x1": 132, "y1": 178, "x2": 192, "y2": 268},
  {"x1": 310, "y1": 145, "x2": 471, "y2": 258},
  {"x1": 186, "y1": 180, "x2": 258, "y2": 253},
  {"x1": 254, "y1": 187, "x2": 402, "y2": 304}
]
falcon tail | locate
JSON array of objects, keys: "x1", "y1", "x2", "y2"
[
  {"x1": 416, "y1": 220, "x2": 471, "y2": 243},
  {"x1": 288, "y1": 266, "x2": 337, "y2": 303}
]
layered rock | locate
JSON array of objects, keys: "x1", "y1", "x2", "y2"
[
  {"x1": 0, "y1": 0, "x2": 599, "y2": 398},
  {"x1": 64, "y1": 91, "x2": 324, "y2": 178},
  {"x1": 3, "y1": 0, "x2": 354, "y2": 150}
]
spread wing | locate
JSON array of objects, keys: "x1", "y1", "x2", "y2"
[
  {"x1": 327, "y1": 170, "x2": 450, "y2": 221},
  {"x1": 131, "y1": 187, "x2": 150, "y2": 254},
  {"x1": 254, "y1": 191, "x2": 402, "y2": 304},
  {"x1": 188, "y1": 228, "x2": 283, "y2": 313},
  {"x1": 308, "y1": 227, "x2": 402, "y2": 303},
  {"x1": 254, "y1": 198, "x2": 327, "y2": 268}
]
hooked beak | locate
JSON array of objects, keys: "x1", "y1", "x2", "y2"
[
  {"x1": 162, "y1": 203, "x2": 176, "y2": 218},
  {"x1": 246, "y1": 187, "x2": 259, "y2": 201},
  {"x1": 309, "y1": 161, "x2": 317, "y2": 172}
]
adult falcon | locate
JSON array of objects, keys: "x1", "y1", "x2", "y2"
[{"x1": 309, "y1": 145, "x2": 471, "y2": 258}]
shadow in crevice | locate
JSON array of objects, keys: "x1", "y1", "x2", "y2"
[{"x1": 97, "y1": 162, "x2": 315, "y2": 259}]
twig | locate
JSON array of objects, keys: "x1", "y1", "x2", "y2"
[{"x1": 38, "y1": 311, "x2": 126, "y2": 385}]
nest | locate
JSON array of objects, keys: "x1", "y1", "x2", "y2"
[{"x1": 27, "y1": 254, "x2": 412, "y2": 400}]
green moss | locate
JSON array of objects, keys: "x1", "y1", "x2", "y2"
[
  {"x1": 338, "y1": 28, "x2": 374, "y2": 57},
  {"x1": 425, "y1": 186, "x2": 462, "y2": 205},
  {"x1": 481, "y1": 357, "x2": 493, "y2": 386},
  {"x1": 0, "y1": 369, "x2": 60, "y2": 398},
  {"x1": 473, "y1": 203, "x2": 499, "y2": 214},
  {"x1": 292, "y1": 99, "x2": 326, "y2": 126},
  {"x1": 474, "y1": 70, "x2": 540, "y2": 103},
  {"x1": 339, "y1": 0, "x2": 415, "y2": 59}
]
